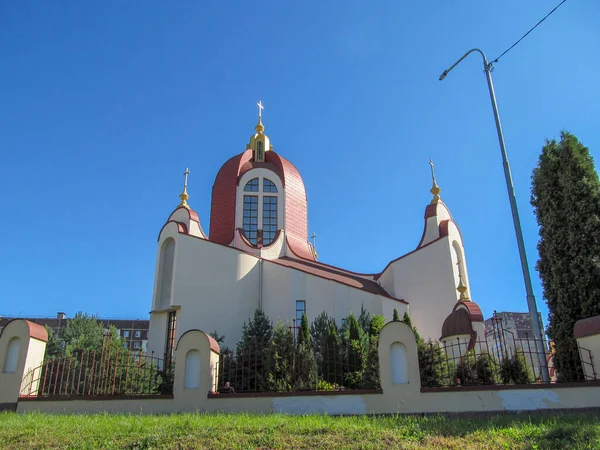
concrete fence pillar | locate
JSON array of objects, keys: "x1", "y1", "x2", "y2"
[
  {"x1": 574, "y1": 316, "x2": 600, "y2": 380},
  {"x1": 0, "y1": 320, "x2": 48, "y2": 409},
  {"x1": 173, "y1": 329, "x2": 220, "y2": 411},
  {"x1": 377, "y1": 321, "x2": 421, "y2": 413}
]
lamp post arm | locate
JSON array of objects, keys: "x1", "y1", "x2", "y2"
[
  {"x1": 439, "y1": 48, "x2": 489, "y2": 81},
  {"x1": 439, "y1": 47, "x2": 550, "y2": 382}
]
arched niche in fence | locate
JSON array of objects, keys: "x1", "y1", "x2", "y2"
[
  {"x1": 3, "y1": 337, "x2": 21, "y2": 373},
  {"x1": 184, "y1": 349, "x2": 201, "y2": 389},
  {"x1": 390, "y1": 342, "x2": 408, "y2": 384}
]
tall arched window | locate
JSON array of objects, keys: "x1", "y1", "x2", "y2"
[
  {"x1": 242, "y1": 177, "x2": 279, "y2": 246},
  {"x1": 157, "y1": 238, "x2": 175, "y2": 310},
  {"x1": 452, "y1": 241, "x2": 467, "y2": 294}
]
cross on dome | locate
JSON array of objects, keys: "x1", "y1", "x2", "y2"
[
  {"x1": 429, "y1": 159, "x2": 441, "y2": 204},
  {"x1": 257, "y1": 100, "x2": 264, "y2": 118},
  {"x1": 255, "y1": 100, "x2": 265, "y2": 134},
  {"x1": 179, "y1": 167, "x2": 190, "y2": 209}
]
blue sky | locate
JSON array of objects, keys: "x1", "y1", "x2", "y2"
[{"x1": 1, "y1": 1, "x2": 599, "y2": 326}]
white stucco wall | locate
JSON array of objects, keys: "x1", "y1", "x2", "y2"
[
  {"x1": 261, "y1": 259, "x2": 405, "y2": 331},
  {"x1": 147, "y1": 233, "x2": 409, "y2": 352},
  {"x1": 380, "y1": 237, "x2": 459, "y2": 342}
]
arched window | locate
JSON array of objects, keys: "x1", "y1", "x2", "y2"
[
  {"x1": 452, "y1": 241, "x2": 467, "y2": 294},
  {"x1": 390, "y1": 342, "x2": 408, "y2": 384},
  {"x1": 157, "y1": 238, "x2": 175, "y2": 310},
  {"x1": 263, "y1": 178, "x2": 278, "y2": 192},
  {"x1": 184, "y1": 350, "x2": 201, "y2": 389},
  {"x1": 243, "y1": 195, "x2": 259, "y2": 245},
  {"x1": 263, "y1": 196, "x2": 277, "y2": 245},
  {"x1": 241, "y1": 175, "x2": 280, "y2": 247},
  {"x1": 4, "y1": 337, "x2": 21, "y2": 373},
  {"x1": 244, "y1": 178, "x2": 259, "y2": 192}
]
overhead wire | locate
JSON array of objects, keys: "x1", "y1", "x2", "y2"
[{"x1": 491, "y1": 0, "x2": 568, "y2": 65}]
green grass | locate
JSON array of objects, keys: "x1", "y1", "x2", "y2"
[{"x1": 1, "y1": 411, "x2": 599, "y2": 449}]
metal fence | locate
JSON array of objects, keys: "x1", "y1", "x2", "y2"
[
  {"x1": 419, "y1": 332, "x2": 596, "y2": 388},
  {"x1": 212, "y1": 342, "x2": 380, "y2": 394},
  {"x1": 19, "y1": 339, "x2": 174, "y2": 398}
]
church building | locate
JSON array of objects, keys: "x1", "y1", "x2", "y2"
[{"x1": 147, "y1": 104, "x2": 483, "y2": 358}]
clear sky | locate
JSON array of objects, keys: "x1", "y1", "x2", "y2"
[{"x1": 1, "y1": 1, "x2": 599, "y2": 326}]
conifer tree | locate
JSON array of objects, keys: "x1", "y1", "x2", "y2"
[
  {"x1": 236, "y1": 309, "x2": 273, "y2": 391},
  {"x1": 369, "y1": 315, "x2": 386, "y2": 338},
  {"x1": 268, "y1": 320, "x2": 294, "y2": 391},
  {"x1": 393, "y1": 309, "x2": 400, "y2": 322},
  {"x1": 345, "y1": 314, "x2": 364, "y2": 387},
  {"x1": 297, "y1": 312, "x2": 310, "y2": 348},
  {"x1": 401, "y1": 312, "x2": 423, "y2": 344},
  {"x1": 358, "y1": 305, "x2": 371, "y2": 333},
  {"x1": 531, "y1": 132, "x2": 600, "y2": 378}
]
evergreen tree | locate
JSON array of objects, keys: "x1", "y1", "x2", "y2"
[
  {"x1": 268, "y1": 321, "x2": 294, "y2": 391},
  {"x1": 358, "y1": 305, "x2": 371, "y2": 333},
  {"x1": 369, "y1": 315, "x2": 386, "y2": 338},
  {"x1": 44, "y1": 326, "x2": 65, "y2": 359},
  {"x1": 393, "y1": 309, "x2": 400, "y2": 322},
  {"x1": 345, "y1": 314, "x2": 364, "y2": 387},
  {"x1": 347, "y1": 314, "x2": 361, "y2": 341},
  {"x1": 297, "y1": 312, "x2": 310, "y2": 348},
  {"x1": 61, "y1": 312, "x2": 105, "y2": 356},
  {"x1": 531, "y1": 132, "x2": 600, "y2": 378},
  {"x1": 236, "y1": 309, "x2": 273, "y2": 391},
  {"x1": 310, "y1": 311, "x2": 336, "y2": 350},
  {"x1": 417, "y1": 340, "x2": 451, "y2": 387},
  {"x1": 237, "y1": 309, "x2": 273, "y2": 353},
  {"x1": 401, "y1": 312, "x2": 423, "y2": 344},
  {"x1": 294, "y1": 313, "x2": 316, "y2": 391},
  {"x1": 323, "y1": 323, "x2": 342, "y2": 386},
  {"x1": 209, "y1": 330, "x2": 226, "y2": 345}
]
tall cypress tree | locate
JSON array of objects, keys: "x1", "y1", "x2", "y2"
[
  {"x1": 297, "y1": 312, "x2": 310, "y2": 348},
  {"x1": 531, "y1": 132, "x2": 600, "y2": 379}
]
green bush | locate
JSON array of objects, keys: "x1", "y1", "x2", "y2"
[{"x1": 500, "y1": 353, "x2": 531, "y2": 384}]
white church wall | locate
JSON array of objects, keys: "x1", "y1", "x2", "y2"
[
  {"x1": 381, "y1": 298, "x2": 407, "y2": 322},
  {"x1": 167, "y1": 236, "x2": 260, "y2": 353},
  {"x1": 260, "y1": 261, "x2": 293, "y2": 326},
  {"x1": 383, "y1": 237, "x2": 458, "y2": 342},
  {"x1": 148, "y1": 312, "x2": 168, "y2": 358},
  {"x1": 261, "y1": 260, "x2": 396, "y2": 331}
]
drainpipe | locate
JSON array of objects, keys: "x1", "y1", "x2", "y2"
[{"x1": 258, "y1": 258, "x2": 263, "y2": 310}]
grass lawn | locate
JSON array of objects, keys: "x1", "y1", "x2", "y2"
[{"x1": 1, "y1": 411, "x2": 599, "y2": 449}]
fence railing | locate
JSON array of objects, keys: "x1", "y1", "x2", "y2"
[
  {"x1": 212, "y1": 342, "x2": 380, "y2": 394},
  {"x1": 419, "y1": 333, "x2": 597, "y2": 388},
  {"x1": 19, "y1": 341, "x2": 174, "y2": 398}
]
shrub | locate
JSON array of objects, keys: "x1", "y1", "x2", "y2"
[
  {"x1": 418, "y1": 340, "x2": 451, "y2": 387},
  {"x1": 500, "y1": 353, "x2": 531, "y2": 384}
]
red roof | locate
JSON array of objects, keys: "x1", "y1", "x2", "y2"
[
  {"x1": 209, "y1": 150, "x2": 315, "y2": 260},
  {"x1": 272, "y1": 256, "x2": 406, "y2": 303}
]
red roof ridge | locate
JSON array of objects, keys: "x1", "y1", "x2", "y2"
[
  {"x1": 273, "y1": 256, "x2": 407, "y2": 304},
  {"x1": 279, "y1": 256, "x2": 377, "y2": 279}
]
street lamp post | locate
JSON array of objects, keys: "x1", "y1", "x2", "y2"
[{"x1": 440, "y1": 48, "x2": 550, "y2": 382}]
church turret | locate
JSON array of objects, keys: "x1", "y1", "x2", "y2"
[
  {"x1": 247, "y1": 101, "x2": 271, "y2": 163},
  {"x1": 440, "y1": 275, "x2": 486, "y2": 358},
  {"x1": 209, "y1": 102, "x2": 316, "y2": 261},
  {"x1": 377, "y1": 161, "x2": 473, "y2": 342},
  {"x1": 157, "y1": 168, "x2": 207, "y2": 242}
]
